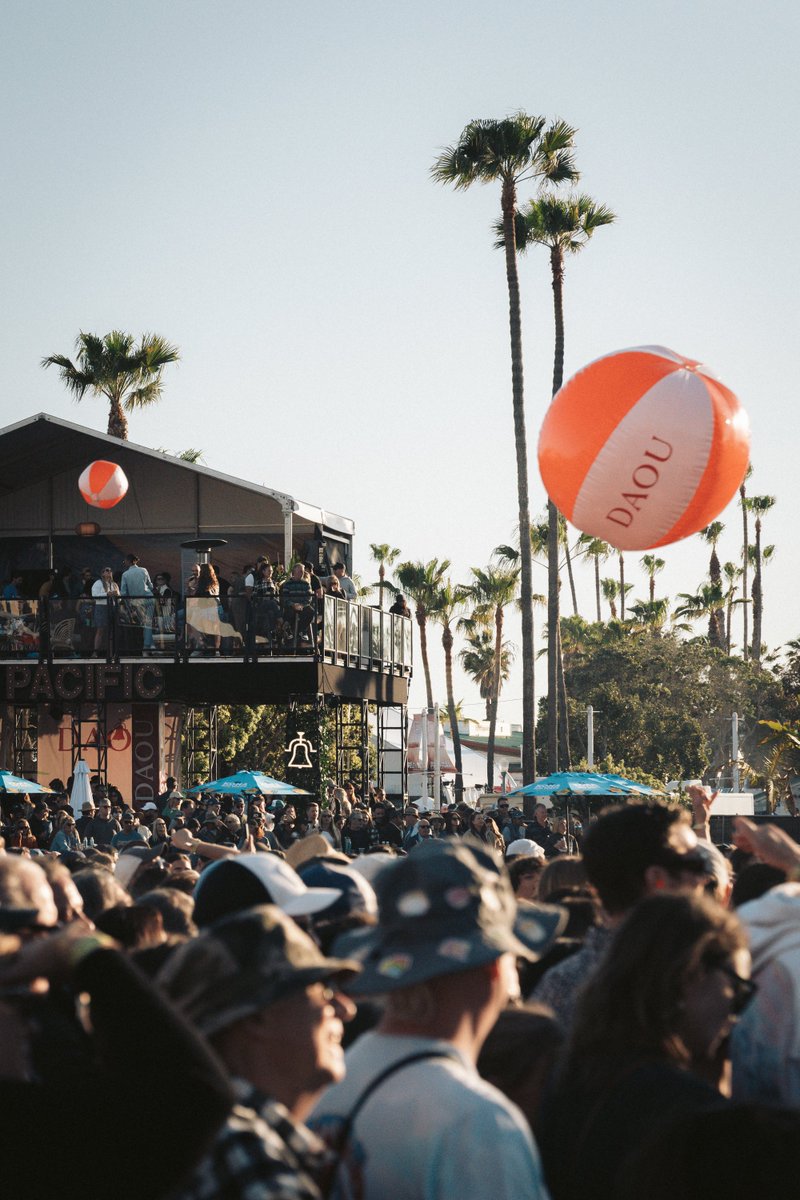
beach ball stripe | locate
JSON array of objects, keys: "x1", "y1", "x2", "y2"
[
  {"x1": 537, "y1": 346, "x2": 750, "y2": 551},
  {"x1": 78, "y1": 460, "x2": 129, "y2": 509}
]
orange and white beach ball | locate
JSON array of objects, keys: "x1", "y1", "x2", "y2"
[
  {"x1": 538, "y1": 346, "x2": 750, "y2": 551},
  {"x1": 78, "y1": 460, "x2": 129, "y2": 509}
]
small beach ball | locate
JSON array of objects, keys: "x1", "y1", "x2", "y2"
[
  {"x1": 538, "y1": 346, "x2": 750, "y2": 551},
  {"x1": 78, "y1": 460, "x2": 129, "y2": 509}
]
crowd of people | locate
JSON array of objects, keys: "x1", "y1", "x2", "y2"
[
  {"x1": 2, "y1": 557, "x2": 411, "y2": 658},
  {"x1": 1, "y1": 775, "x2": 799, "y2": 1198}
]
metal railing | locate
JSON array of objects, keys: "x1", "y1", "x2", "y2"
[{"x1": 0, "y1": 595, "x2": 412, "y2": 676}]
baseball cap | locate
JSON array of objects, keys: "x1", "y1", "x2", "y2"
[{"x1": 192, "y1": 854, "x2": 343, "y2": 927}]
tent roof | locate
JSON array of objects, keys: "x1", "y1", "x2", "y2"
[{"x1": 0, "y1": 413, "x2": 353, "y2": 535}]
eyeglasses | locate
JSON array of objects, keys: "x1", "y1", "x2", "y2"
[
  {"x1": 716, "y1": 963, "x2": 758, "y2": 1015},
  {"x1": 418, "y1": 824, "x2": 431, "y2": 830}
]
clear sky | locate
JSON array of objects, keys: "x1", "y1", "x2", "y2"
[{"x1": 3, "y1": 0, "x2": 798, "y2": 731}]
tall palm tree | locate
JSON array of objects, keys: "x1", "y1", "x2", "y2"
[
  {"x1": 369, "y1": 543, "x2": 401, "y2": 610},
  {"x1": 745, "y1": 495, "x2": 776, "y2": 663},
  {"x1": 639, "y1": 554, "x2": 666, "y2": 604},
  {"x1": 506, "y1": 192, "x2": 615, "y2": 775},
  {"x1": 628, "y1": 597, "x2": 670, "y2": 633},
  {"x1": 739, "y1": 464, "x2": 753, "y2": 659},
  {"x1": 579, "y1": 535, "x2": 611, "y2": 620},
  {"x1": 430, "y1": 580, "x2": 468, "y2": 803},
  {"x1": 432, "y1": 115, "x2": 578, "y2": 784},
  {"x1": 721, "y1": 561, "x2": 743, "y2": 655},
  {"x1": 395, "y1": 559, "x2": 450, "y2": 710},
  {"x1": 467, "y1": 563, "x2": 521, "y2": 790},
  {"x1": 42, "y1": 330, "x2": 180, "y2": 440},
  {"x1": 699, "y1": 522, "x2": 725, "y2": 645}
]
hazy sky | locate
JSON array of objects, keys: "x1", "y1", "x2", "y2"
[{"x1": 3, "y1": 1, "x2": 798, "y2": 734}]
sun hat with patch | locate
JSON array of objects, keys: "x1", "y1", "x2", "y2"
[
  {"x1": 157, "y1": 903, "x2": 360, "y2": 1038},
  {"x1": 336, "y1": 839, "x2": 566, "y2": 995},
  {"x1": 284, "y1": 833, "x2": 350, "y2": 872},
  {"x1": 192, "y1": 853, "x2": 343, "y2": 928}
]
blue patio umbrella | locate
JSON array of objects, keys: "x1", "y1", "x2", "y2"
[
  {"x1": 0, "y1": 770, "x2": 53, "y2": 794},
  {"x1": 506, "y1": 771, "x2": 660, "y2": 800},
  {"x1": 187, "y1": 770, "x2": 312, "y2": 797}
]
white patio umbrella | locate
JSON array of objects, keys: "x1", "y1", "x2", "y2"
[{"x1": 70, "y1": 759, "x2": 93, "y2": 821}]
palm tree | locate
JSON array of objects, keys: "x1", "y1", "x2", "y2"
[
  {"x1": 746, "y1": 495, "x2": 776, "y2": 662},
  {"x1": 395, "y1": 559, "x2": 450, "y2": 709},
  {"x1": 429, "y1": 579, "x2": 468, "y2": 803},
  {"x1": 674, "y1": 583, "x2": 726, "y2": 647},
  {"x1": 506, "y1": 192, "x2": 615, "y2": 776},
  {"x1": 699, "y1": 523, "x2": 725, "y2": 645},
  {"x1": 467, "y1": 563, "x2": 520, "y2": 790},
  {"x1": 432, "y1": 115, "x2": 578, "y2": 784},
  {"x1": 639, "y1": 554, "x2": 666, "y2": 604},
  {"x1": 601, "y1": 577, "x2": 620, "y2": 620},
  {"x1": 579, "y1": 535, "x2": 611, "y2": 620},
  {"x1": 460, "y1": 628, "x2": 513, "y2": 721},
  {"x1": 628, "y1": 597, "x2": 670, "y2": 633},
  {"x1": 369, "y1": 543, "x2": 401, "y2": 610},
  {"x1": 721, "y1": 561, "x2": 743, "y2": 654},
  {"x1": 42, "y1": 330, "x2": 179, "y2": 440},
  {"x1": 739, "y1": 464, "x2": 753, "y2": 659},
  {"x1": 618, "y1": 553, "x2": 628, "y2": 621}
]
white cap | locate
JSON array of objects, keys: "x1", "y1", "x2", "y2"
[{"x1": 505, "y1": 838, "x2": 546, "y2": 861}]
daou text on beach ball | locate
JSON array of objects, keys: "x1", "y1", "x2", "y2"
[
  {"x1": 537, "y1": 346, "x2": 750, "y2": 551},
  {"x1": 78, "y1": 460, "x2": 129, "y2": 509}
]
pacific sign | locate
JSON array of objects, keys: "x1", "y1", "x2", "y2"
[{"x1": 3, "y1": 663, "x2": 165, "y2": 703}]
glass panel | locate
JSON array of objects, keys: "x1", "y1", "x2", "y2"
[
  {"x1": 324, "y1": 595, "x2": 335, "y2": 652},
  {"x1": 381, "y1": 612, "x2": 391, "y2": 661},
  {"x1": 403, "y1": 618, "x2": 412, "y2": 666},
  {"x1": 361, "y1": 605, "x2": 372, "y2": 658},
  {"x1": 0, "y1": 599, "x2": 40, "y2": 657},
  {"x1": 393, "y1": 614, "x2": 402, "y2": 666},
  {"x1": 348, "y1": 603, "x2": 359, "y2": 656},
  {"x1": 370, "y1": 609, "x2": 381, "y2": 659},
  {"x1": 336, "y1": 598, "x2": 347, "y2": 654}
]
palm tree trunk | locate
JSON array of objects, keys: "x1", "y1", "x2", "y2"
[
  {"x1": 649, "y1": 572, "x2": 656, "y2": 604},
  {"x1": 564, "y1": 540, "x2": 579, "y2": 615},
  {"x1": 726, "y1": 595, "x2": 733, "y2": 655},
  {"x1": 751, "y1": 519, "x2": 763, "y2": 662},
  {"x1": 107, "y1": 395, "x2": 128, "y2": 440},
  {"x1": 557, "y1": 619, "x2": 571, "y2": 769},
  {"x1": 740, "y1": 484, "x2": 749, "y2": 661},
  {"x1": 595, "y1": 558, "x2": 602, "y2": 622},
  {"x1": 487, "y1": 605, "x2": 504, "y2": 792},
  {"x1": 416, "y1": 609, "x2": 434, "y2": 709},
  {"x1": 619, "y1": 554, "x2": 626, "y2": 620},
  {"x1": 547, "y1": 247, "x2": 566, "y2": 773},
  {"x1": 378, "y1": 563, "x2": 385, "y2": 610},
  {"x1": 502, "y1": 175, "x2": 536, "y2": 784},
  {"x1": 442, "y1": 624, "x2": 464, "y2": 804}
]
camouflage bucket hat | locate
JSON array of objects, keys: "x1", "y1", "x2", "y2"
[
  {"x1": 336, "y1": 840, "x2": 565, "y2": 995},
  {"x1": 157, "y1": 903, "x2": 360, "y2": 1037}
]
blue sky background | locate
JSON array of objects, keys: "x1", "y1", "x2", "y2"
[{"x1": 3, "y1": 0, "x2": 797, "y2": 731}]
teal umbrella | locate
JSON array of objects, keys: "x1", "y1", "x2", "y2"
[
  {"x1": 0, "y1": 770, "x2": 53, "y2": 794},
  {"x1": 187, "y1": 770, "x2": 312, "y2": 797},
  {"x1": 506, "y1": 771, "x2": 660, "y2": 799}
]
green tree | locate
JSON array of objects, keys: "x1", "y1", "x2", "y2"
[
  {"x1": 42, "y1": 330, "x2": 179, "y2": 440},
  {"x1": 429, "y1": 579, "x2": 469, "y2": 803},
  {"x1": 628, "y1": 597, "x2": 670, "y2": 632},
  {"x1": 745, "y1": 495, "x2": 776, "y2": 662},
  {"x1": 674, "y1": 583, "x2": 726, "y2": 649},
  {"x1": 432, "y1": 114, "x2": 578, "y2": 783},
  {"x1": 601, "y1": 577, "x2": 620, "y2": 620},
  {"x1": 460, "y1": 626, "x2": 514, "y2": 721},
  {"x1": 739, "y1": 464, "x2": 753, "y2": 659},
  {"x1": 395, "y1": 558, "x2": 450, "y2": 710},
  {"x1": 369, "y1": 543, "x2": 401, "y2": 610},
  {"x1": 722, "y1": 561, "x2": 743, "y2": 655},
  {"x1": 467, "y1": 563, "x2": 521, "y2": 790}
]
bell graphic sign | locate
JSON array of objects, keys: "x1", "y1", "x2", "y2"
[{"x1": 285, "y1": 731, "x2": 315, "y2": 770}]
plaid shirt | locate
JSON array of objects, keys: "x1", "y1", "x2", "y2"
[{"x1": 172, "y1": 1077, "x2": 329, "y2": 1200}]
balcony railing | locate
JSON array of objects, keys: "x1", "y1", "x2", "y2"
[{"x1": 0, "y1": 595, "x2": 412, "y2": 676}]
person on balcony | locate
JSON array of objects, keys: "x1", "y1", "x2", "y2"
[
  {"x1": 280, "y1": 564, "x2": 315, "y2": 644},
  {"x1": 91, "y1": 566, "x2": 120, "y2": 657},
  {"x1": 329, "y1": 562, "x2": 356, "y2": 601},
  {"x1": 120, "y1": 553, "x2": 155, "y2": 654}
]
